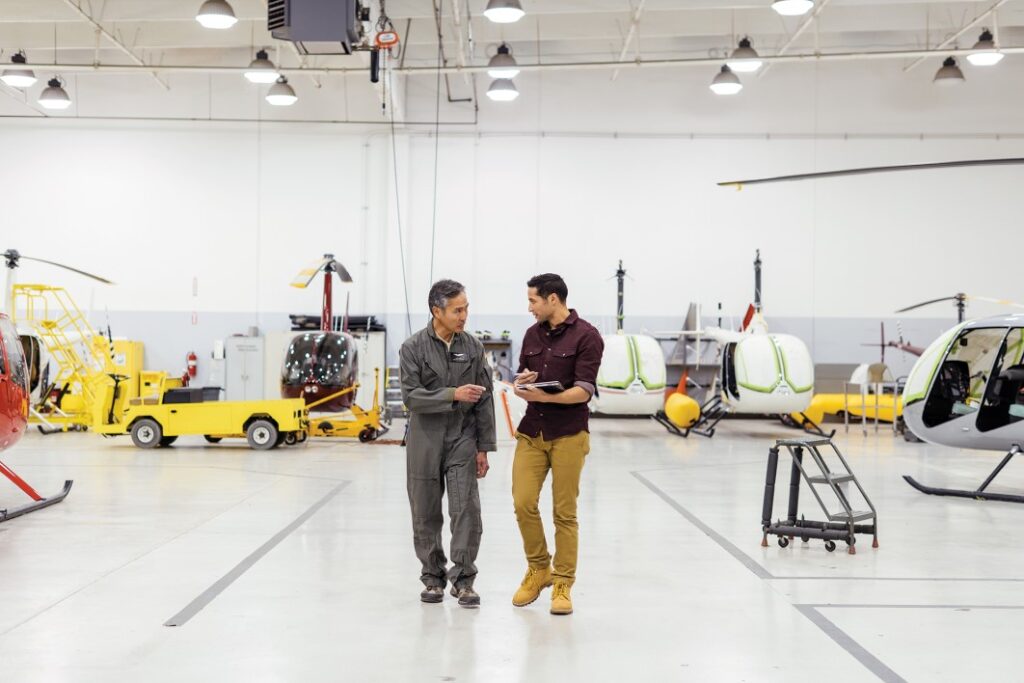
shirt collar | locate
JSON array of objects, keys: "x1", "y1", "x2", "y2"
[
  {"x1": 427, "y1": 322, "x2": 460, "y2": 345},
  {"x1": 542, "y1": 309, "x2": 579, "y2": 333}
]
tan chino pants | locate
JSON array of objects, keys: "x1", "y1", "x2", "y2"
[{"x1": 512, "y1": 430, "x2": 590, "y2": 584}]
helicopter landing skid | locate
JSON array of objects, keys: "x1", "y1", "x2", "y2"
[
  {"x1": 903, "y1": 445, "x2": 1024, "y2": 504},
  {"x1": 780, "y1": 413, "x2": 837, "y2": 439},
  {"x1": 0, "y1": 460, "x2": 73, "y2": 523}
]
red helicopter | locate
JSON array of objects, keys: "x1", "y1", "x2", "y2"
[
  {"x1": 0, "y1": 312, "x2": 72, "y2": 522},
  {"x1": 280, "y1": 254, "x2": 359, "y2": 413}
]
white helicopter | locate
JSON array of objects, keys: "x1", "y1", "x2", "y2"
[
  {"x1": 902, "y1": 313, "x2": 1024, "y2": 504},
  {"x1": 654, "y1": 251, "x2": 821, "y2": 438}
]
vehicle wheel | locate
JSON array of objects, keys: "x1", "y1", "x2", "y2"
[
  {"x1": 801, "y1": 536, "x2": 810, "y2": 543},
  {"x1": 246, "y1": 419, "x2": 278, "y2": 451},
  {"x1": 204, "y1": 435, "x2": 222, "y2": 444},
  {"x1": 295, "y1": 431, "x2": 308, "y2": 444},
  {"x1": 359, "y1": 427, "x2": 377, "y2": 443},
  {"x1": 777, "y1": 537, "x2": 789, "y2": 548},
  {"x1": 274, "y1": 432, "x2": 287, "y2": 448},
  {"x1": 131, "y1": 418, "x2": 162, "y2": 449},
  {"x1": 824, "y1": 540, "x2": 837, "y2": 553},
  {"x1": 284, "y1": 432, "x2": 298, "y2": 446},
  {"x1": 159, "y1": 436, "x2": 178, "y2": 447}
]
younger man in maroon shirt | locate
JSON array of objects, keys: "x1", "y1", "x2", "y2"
[{"x1": 511, "y1": 273, "x2": 604, "y2": 615}]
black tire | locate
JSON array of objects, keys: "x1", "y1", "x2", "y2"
[
  {"x1": 159, "y1": 436, "x2": 178, "y2": 447},
  {"x1": 131, "y1": 418, "x2": 162, "y2": 449},
  {"x1": 274, "y1": 432, "x2": 287, "y2": 448},
  {"x1": 801, "y1": 536, "x2": 810, "y2": 543},
  {"x1": 284, "y1": 432, "x2": 297, "y2": 446},
  {"x1": 295, "y1": 431, "x2": 308, "y2": 444},
  {"x1": 204, "y1": 435, "x2": 223, "y2": 444},
  {"x1": 246, "y1": 419, "x2": 278, "y2": 451},
  {"x1": 358, "y1": 427, "x2": 377, "y2": 443},
  {"x1": 824, "y1": 540, "x2": 837, "y2": 553},
  {"x1": 777, "y1": 537, "x2": 789, "y2": 548}
]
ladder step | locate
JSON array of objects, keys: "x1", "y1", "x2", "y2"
[
  {"x1": 828, "y1": 510, "x2": 874, "y2": 523},
  {"x1": 777, "y1": 438, "x2": 835, "y2": 448},
  {"x1": 807, "y1": 473, "x2": 855, "y2": 485}
]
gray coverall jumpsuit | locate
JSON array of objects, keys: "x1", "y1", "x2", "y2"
[{"x1": 400, "y1": 325, "x2": 496, "y2": 590}]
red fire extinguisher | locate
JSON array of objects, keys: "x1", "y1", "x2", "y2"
[{"x1": 186, "y1": 351, "x2": 198, "y2": 379}]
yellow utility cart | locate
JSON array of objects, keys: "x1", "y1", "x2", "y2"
[
  {"x1": 95, "y1": 372, "x2": 309, "y2": 450},
  {"x1": 306, "y1": 369, "x2": 390, "y2": 442}
]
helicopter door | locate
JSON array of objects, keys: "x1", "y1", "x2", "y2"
[
  {"x1": 721, "y1": 343, "x2": 739, "y2": 400},
  {"x1": 921, "y1": 327, "x2": 1007, "y2": 429},
  {"x1": 976, "y1": 328, "x2": 1024, "y2": 432}
]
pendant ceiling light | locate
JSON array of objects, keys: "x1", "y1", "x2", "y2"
[
  {"x1": 245, "y1": 49, "x2": 279, "y2": 83},
  {"x1": 487, "y1": 43, "x2": 520, "y2": 79},
  {"x1": 196, "y1": 0, "x2": 238, "y2": 29},
  {"x1": 486, "y1": 78, "x2": 519, "y2": 102},
  {"x1": 726, "y1": 38, "x2": 763, "y2": 74},
  {"x1": 266, "y1": 76, "x2": 298, "y2": 105},
  {"x1": 966, "y1": 29, "x2": 1004, "y2": 66},
  {"x1": 484, "y1": 0, "x2": 525, "y2": 24},
  {"x1": 933, "y1": 56, "x2": 965, "y2": 85},
  {"x1": 38, "y1": 77, "x2": 72, "y2": 110},
  {"x1": 709, "y1": 65, "x2": 743, "y2": 95},
  {"x1": 1, "y1": 52, "x2": 37, "y2": 88},
  {"x1": 772, "y1": 0, "x2": 814, "y2": 17}
]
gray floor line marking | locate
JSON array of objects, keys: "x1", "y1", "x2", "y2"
[
  {"x1": 164, "y1": 481, "x2": 350, "y2": 628},
  {"x1": 771, "y1": 576, "x2": 1024, "y2": 582},
  {"x1": 804, "y1": 603, "x2": 1024, "y2": 610},
  {"x1": 0, "y1": 479, "x2": 281, "y2": 638},
  {"x1": 793, "y1": 605, "x2": 908, "y2": 683},
  {"x1": 630, "y1": 470, "x2": 773, "y2": 579}
]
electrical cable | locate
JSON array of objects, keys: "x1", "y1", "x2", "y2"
[
  {"x1": 384, "y1": 51, "x2": 413, "y2": 337},
  {"x1": 428, "y1": 0, "x2": 444, "y2": 284}
]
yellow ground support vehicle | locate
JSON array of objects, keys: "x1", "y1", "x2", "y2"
[
  {"x1": 94, "y1": 373, "x2": 309, "y2": 450},
  {"x1": 305, "y1": 369, "x2": 390, "y2": 442}
]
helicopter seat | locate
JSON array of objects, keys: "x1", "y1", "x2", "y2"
[{"x1": 923, "y1": 360, "x2": 972, "y2": 427}]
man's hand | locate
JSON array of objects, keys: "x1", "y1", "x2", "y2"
[
  {"x1": 514, "y1": 385, "x2": 549, "y2": 403},
  {"x1": 513, "y1": 370, "x2": 539, "y2": 386},
  {"x1": 475, "y1": 451, "x2": 489, "y2": 478},
  {"x1": 454, "y1": 384, "x2": 486, "y2": 403}
]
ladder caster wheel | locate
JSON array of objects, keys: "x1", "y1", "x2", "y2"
[
  {"x1": 824, "y1": 541, "x2": 837, "y2": 553},
  {"x1": 777, "y1": 537, "x2": 789, "y2": 548}
]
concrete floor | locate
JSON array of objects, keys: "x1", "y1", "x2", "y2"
[{"x1": 1, "y1": 417, "x2": 1023, "y2": 682}]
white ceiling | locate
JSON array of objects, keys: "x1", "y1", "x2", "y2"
[{"x1": 0, "y1": 0, "x2": 1021, "y2": 125}]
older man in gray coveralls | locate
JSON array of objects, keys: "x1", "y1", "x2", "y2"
[{"x1": 400, "y1": 279, "x2": 496, "y2": 608}]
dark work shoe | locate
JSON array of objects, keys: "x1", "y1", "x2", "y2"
[
  {"x1": 450, "y1": 586, "x2": 481, "y2": 608},
  {"x1": 420, "y1": 586, "x2": 444, "y2": 603}
]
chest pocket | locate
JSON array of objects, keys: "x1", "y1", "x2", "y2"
[
  {"x1": 548, "y1": 347, "x2": 578, "y2": 380},
  {"x1": 421, "y1": 357, "x2": 447, "y2": 388},
  {"x1": 522, "y1": 347, "x2": 544, "y2": 373}
]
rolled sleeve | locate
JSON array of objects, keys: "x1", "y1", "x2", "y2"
[{"x1": 573, "y1": 330, "x2": 604, "y2": 395}]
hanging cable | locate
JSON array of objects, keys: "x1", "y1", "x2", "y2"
[
  {"x1": 383, "y1": 51, "x2": 413, "y2": 337},
  {"x1": 428, "y1": 0, "x2": 444, "y2": 284}
]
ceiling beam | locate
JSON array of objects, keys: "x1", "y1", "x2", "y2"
[
  {"x1": 60, "y1": 0, "x2": 169, "y2": 89},
  {"x1": 611, "y1": 0, "x2": 648, "y2": 81},
  {"x1": 903, "y1": 0, "x2": 1011, "y2": 72}
]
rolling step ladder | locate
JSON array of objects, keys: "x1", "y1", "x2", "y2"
[
  {"x1": 384, "y1": 365, "x2": 407, "y2": 417},
  {"x1": 761, "y1": 437, "x2": 878, "y2": 554}
]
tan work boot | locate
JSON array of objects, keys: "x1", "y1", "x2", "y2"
[
  {"x1": 550, "y1": 581, "x2": 573, "y2": 615},
  {"x1": 512, "y1": 566, "x2": 553, "y2": 607}
]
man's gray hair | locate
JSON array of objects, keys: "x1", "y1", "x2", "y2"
[{"x1": 428, "y1": 279, "x2": 466, "y2": 313}]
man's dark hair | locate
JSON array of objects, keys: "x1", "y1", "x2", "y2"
[
  {"x1": 527, "y1": 273, "x2": 568, "y2": 303},
  {"x1": 428, "y1": 279, "x2": 466, "y2": 313}
]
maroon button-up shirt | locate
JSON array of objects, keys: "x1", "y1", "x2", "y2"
[{"x1": 516, "y1": 309, "x2": 605, "y2": 440}]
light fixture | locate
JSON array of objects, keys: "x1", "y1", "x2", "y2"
[
  {"x1": 709, "y1": 65, "x2": 743, "y2": 95},
  {"x1": 1, "y1": 52, "x2": 37, "y2": 88},
  {"x1": 933, "y1": 56, "x2": 965, "y2": 85},
  {"x1": 484, "y1": 0, "x2": 525, "y2": 24},
  {"x1": 772, "y1": 0, "x2": 814, "y2": 16},
  {"x1": 265, "y1": 76, "x2": 297, "y2": 106},
  {"x1": 196, "y1": 0, "x2": 238, "y2": 29},
  {"x1": 966, "y1": 29, "x2": 1004, "y2": 66},
  {"x1": 245, "y1": 49, "x2": 279, "y2": 83},
  {"x1": 38, "y1": 77, "x2": 72, "y2": 110},
  {"x1": 487, "y1": 43, "x2": 520, "y2": 79},
  {"x1": 486, "y1": 78, "x2": 519, "y2": 102},
  {"x1": 726, "y1": 38, "x2": 763, "y2": 73}
]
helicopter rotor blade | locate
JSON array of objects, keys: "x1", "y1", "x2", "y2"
[
  {"x1": 290, "y1": 256, "x2": 333, "y2": 289},
  {"x1": 894, "y1": 296, "x2": 959, "y2": 314},
  {"x1": 964, "y1": 295, "x2": 1024, "y2": 310},
  {"x1": 329, "y1": 260, "x2": 354, "y2": 284},
  {"x1": 718, "y1": 158, "x2": 1024, "y2": 188},
  {"x1": 18, "y1": 255, "x2": 115, "y2": 285}
]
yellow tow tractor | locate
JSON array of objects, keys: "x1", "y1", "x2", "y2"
[{"x1": 94, "y1": 372, "x2": 309, "y2": 450}]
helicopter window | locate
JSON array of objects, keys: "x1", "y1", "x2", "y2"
[
  {"x1": 0, "y1": 318, "x2": 30, "y2": 395},
  {"x1": 281, "y1": 333, "x2": 357, "y2": 386},
  {"x1": 977, "y1": 328, "x2": 1024, "y2": 432},
  {"x1": 722, "y1": 343, "x2": 739, "y2": 399},
  {"x1": 922, "y1": 327, "x2": 1006, "y2": 428}
]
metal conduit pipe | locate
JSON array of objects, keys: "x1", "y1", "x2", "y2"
[{"x1": 8, "y1": 45, "x2": 1024, "y2": 77}]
